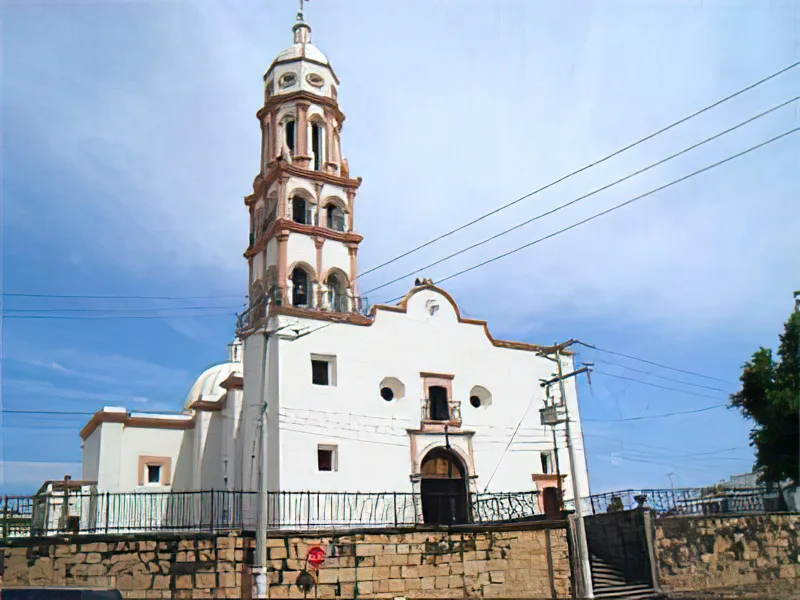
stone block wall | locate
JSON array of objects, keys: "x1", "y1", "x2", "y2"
[
  {"x1": 264, "y1": 523, "x2": 571, "y2": 598},
  {"x1": 656, "y1": 513, "x2": 800, "y2": 595},
  {"x1": 0, "y1": 522, "x2": 571, "y2": 599},
  {"x1": 0, "y1": 532, "x2": 250, "y2": 599}
]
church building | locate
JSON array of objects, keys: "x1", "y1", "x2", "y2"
[{"x1": 78, "y1": 9, "x2": 590, "y2": 527}]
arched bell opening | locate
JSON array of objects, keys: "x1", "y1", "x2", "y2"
[{"x1": 420, "y1": 448, "x2": 469, "y2": 525}]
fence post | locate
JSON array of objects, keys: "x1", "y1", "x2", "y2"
[
  {"x1": 209, "y1": 490, "x2": 215, "y2": 533},
  {"x1": 393, "y1": 492, "x2": 398, "y2": 527},
  {"x1": 104, "y1": 492, "x2": 110, "y2": 534},
  {"x1": 3, "y1": 496, "x2": 8, "y2": 540}
]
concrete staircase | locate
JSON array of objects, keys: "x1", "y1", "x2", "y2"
[{"x1": 591, "y1": 553, "x2": 661, "y2": 599}]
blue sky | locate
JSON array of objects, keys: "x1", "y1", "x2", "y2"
[{"x1": 1, "y1": 0, "x2": 798, "y2": 494}]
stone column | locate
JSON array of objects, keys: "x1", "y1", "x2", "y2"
[
  {"x1": 276, "y1": 232, "x2": 290, "y2": 304},
  {"x1": 345, "y1": 189, "x2": 355, "y2": 231},
  {"x1": 294, "y1": 103, "x2": 311, "y2": 169},
  {"x1": 277, "y1": 176, "x2": 289, "y2": 219},
  {"x1": 346, "y1": 243, "x2": 359, "y2": 296},
  {"x1": 315, "y1": 237, "x2": 325, "y2": 307}
]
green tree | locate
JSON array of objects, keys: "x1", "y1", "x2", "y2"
[{"x1": 730, "y1": 309, "x2": 799, "y2": 486}]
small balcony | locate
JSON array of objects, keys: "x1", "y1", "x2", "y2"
[{"x1": 421, "y1": 397, "x2": 462, "y2": 425}]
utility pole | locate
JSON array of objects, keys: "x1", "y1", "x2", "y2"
[
  {"x1": 254, "y1": 328, "x2": 271, "y2": 600},
  {"x1": 540, "y1": 340, "x2": 594, "y2": 599}
]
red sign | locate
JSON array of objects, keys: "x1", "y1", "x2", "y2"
[{"x1": 307, "y1": 546, "x2": 326, "y2": 568}]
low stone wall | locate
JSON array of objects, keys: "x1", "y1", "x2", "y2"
[
  {"x1": 264, "y1": 522, "x2": 571, "y2": 598},
  {"x1": 0, "y1": 532, "x2": 250, "y2": 599},
  {"x1": 656, "y1": 513, "x2": 800, "y2": 597},
  {"x1": 0, "y1": 521, "x2": 571, "y2": 598}
]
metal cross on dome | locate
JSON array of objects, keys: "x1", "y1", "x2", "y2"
[{"x1": 297, "y1": 0, "x2": 309, "y2": 22}]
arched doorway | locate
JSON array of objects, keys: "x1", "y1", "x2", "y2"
[{"x1": 420, "y1": 448, "x2": 468, "y2": 525}]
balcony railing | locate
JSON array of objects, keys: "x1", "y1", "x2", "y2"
[
  {"x1": 1, "y1": 490, "x2": 541, "y2": 539},
  {"x1": 421, "y1": 398, "x2": 462, "y2": 423}
]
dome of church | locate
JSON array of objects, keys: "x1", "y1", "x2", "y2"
[
  {"x1": 274, "y1": 39, "x2": 329, "y2": 66},
  {"x1": 182, "y1": 340, "x2": 242, "y2": 410}
]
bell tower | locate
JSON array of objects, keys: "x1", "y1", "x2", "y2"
[{"x1": 243, "y1": 5, "x2": 363, "y2": 323}]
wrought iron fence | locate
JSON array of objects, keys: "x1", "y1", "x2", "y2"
[
  {"x1": 1, "y1": 490, "x2": 541, "y2": 539},
  {"x1": 588, "y1": 486, "x2": 787, "y2": 516}
]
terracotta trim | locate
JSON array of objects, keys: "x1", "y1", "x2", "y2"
[
  {"x1": 420, "y1": 372, "x2": 454, "y2": 380},
  {"x1": 220, "y1": 373, "x2": 244, "y2": 390},
  {"x1": 369, "y1": 284, "x2": 564, "y2": 354},
  {"x1": 296, "y1": 103, "x2": 309, "y2": 157},
  {"x1": 531, "y1": 474, "x2": 566, "y2": 483},
  {"x1": 245, "y1": 162, "x2": 361, "y2": 206},
  {"x1": 269, "y1": 304, "x2": 372, "y2": 325},
  {"x1": 264, "y1": 57, "x2": 342, "y2": 86},
  {"x1": 245, "y1": 218, "x2": 363, "y2": 257},
  {"x1": 258, "y1": 90, "x2": 344, "y2": 123},
  {"x1": 80, "y1": 410, "x2": 195, "y2": 441},
  {"x1": 187, "y1": 393, "x2": 227, "y2": 412},
  {"x1": 137, "y1": 455, "x2": 172, "y2": 486}
]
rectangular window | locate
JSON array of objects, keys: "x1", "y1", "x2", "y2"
[
  {"x1": 317, "y1": 445, "x2": 337, "y2": 472},
  {"x1": 540, "y1": 452, "x2": 553, "y2": 475},
  {"x1": 429, "y1": 385, "x2": 450, "y2": 421},
  {"x1": 311, "y1": 355, "x2": 336, "y2": 386},
  {"x1": 285, "y1": 120, "x2": 295, "y2": 152},
  {"x1": 147, "y1": 464, "x2": 162, "y2": 484}
]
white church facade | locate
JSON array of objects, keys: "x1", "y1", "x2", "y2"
[{"x1": 75, "y1": 11, "x2": 590, "y2": 529}]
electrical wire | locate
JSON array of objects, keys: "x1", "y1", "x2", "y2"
[
  {"x1": 582, "y1": 404, "x2": 726, "y2": 422},
  {"x1": 593, "y1": 370, "x2": 727, "y2": 400},
  {"x1": 381, "y1": 126, "x2": 800, "y2": 304},
  {"x1": 362, "y1": 96, "x2": 799, "y2": 296},
  {"x1": 3, "y1": 293, "x2": 244, "y2": 300},
  {"x1": 587, "y1": 358, "x2": 733, "y2": 392},
  {"x1": 3, "y1": 305, "x2": 241, "y2": 313},
  {"x1": 576, "y1": 341, "x2": 734, "y2": 383},
  {"x1": 3, "y1": 312, "x2": 236, "y2": 320},
  {"x1": 356, "y1": 60, "x2": 800, "y2": 281}
]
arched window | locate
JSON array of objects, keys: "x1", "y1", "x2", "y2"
[
  {"x1": 420, "y1": 448, "x2": 468, "y2": 525},
  {"x1": 326, "y1": 205, "x2": 346, "y2": 231},
  {"x1": 292, "y1": 195, "x2": 311, "y2": 225},
  {"x1": 326, "y1": 273, "x2": 347, "y2": 312},
  {"x1": 285, "y1": 120, "x2": 296, "y2": 153},
  {"x1": 291, "y1": 267, "x2": 311, "y2": 307},
  {"x1": 311, "y1": 122, "x2": 324, "y2": 170}
]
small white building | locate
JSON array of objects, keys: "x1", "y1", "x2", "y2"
[{"x1": 77, "y1": 13, "x2": 591, "y2": 528}]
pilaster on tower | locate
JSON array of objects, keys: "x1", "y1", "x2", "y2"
[{"x1": 242, "y1": 10, "x2": 365, "y2": 332}]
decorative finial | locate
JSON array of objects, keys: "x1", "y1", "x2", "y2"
[{"x1": 292, "y1": 0, "x2": 311, "y2": 43}]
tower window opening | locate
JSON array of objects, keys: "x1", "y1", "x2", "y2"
[
  {"x1": 264, "y1": 123, "x2": 271, "y2": 166},
  {"x1": 428, "y1": 385, "x2": 450, "y2": 421},
  {"x1": 291, "y1": 267, "x2": 310, "y2": 307},
  {"x1": 326, "y1": 273, "x2": 348, "y2": 312},
  {"x1": 311, "y1": 122, "x2": 324, "y2": 170},
  {"x1": 285, "y1": 120, "x2": 296, "y2": 153},
  {"x1": 326, "y1": 205, "x2": 346, "y2": 232},
  {"x1": 292, "y1": 196, "x2": 311, "y2": 225}
]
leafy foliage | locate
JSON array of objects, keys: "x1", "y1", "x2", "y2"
[{"x1": 730, "y1": 310, "x2": 799, "y2": 485}]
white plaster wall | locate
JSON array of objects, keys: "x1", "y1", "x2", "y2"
[
  {"x1": 266, "y1": 238, "x2": 278, "y2": 269},
  {"x1": 253, "y1": 252, "x2": 265, "y2": 280},
  {"x1": 95, "y1": 423, "x2": 124, "y2": 492},
  {"x1": 286, "y1": 233, "x2": 318, "y2": 276},
  {"x1": 81, "y1": 429, "x2": 101, "y2": 483},
  {"x1": 267, "y1": 287, "x2": 590, "y2": 502},
  {"x1": 115, "y1": 426, "x2": 185, "y2": 491},
  {"x1": 320, "y1": 241, "x2": 351, "y2": 281}
]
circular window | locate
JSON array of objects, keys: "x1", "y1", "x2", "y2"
[
  {"x1": 306, "y1": 73, "x2": 324, "y2": 88},
  {"x1": 279, "y1": 72, "x2": 297, "y2": 88},
  {"x1": 469, "y1": 385, "x2": 492, "y2": 409},
  {"x1": 380, "y1": 387, "x2": 394, "y2": 401},
  {"x1": 470, "y1": 395, "x2": 481, "y2": 408},
  {"x1": 379, "y1": 377, "x2": 405, "y2": 402}
]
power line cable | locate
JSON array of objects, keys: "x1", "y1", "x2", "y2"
[
  {"x1": 582, "y1": 403, "x2": 726, "y2": 422},
  {"x1": 363, "y1": 97, "x2": 799, "y2": 296},
  {"x1": 593, "y1": 370, "x2": 726, "y2": 399},
  {"x1": 3, "y1": 293, "x2": 244, "y2": 300},
  {"x1": 356, "y1": 61, "x2": 800, "y2": 281},
  {"x1": 576, "y1": 341, "x2": 734, "y2": 383},
  {"x1": 381, "y1": 126, "x2": 799, "y2": 304},
  {"x1": 587, "y1": 358, "x2": 734, "y2": 392},
  {"x1": 3, "y1": 312, "x2": 237, "y2": 320},
  {"x1": 3, "y1": 306, "x2": 241, "y2": 314}
]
